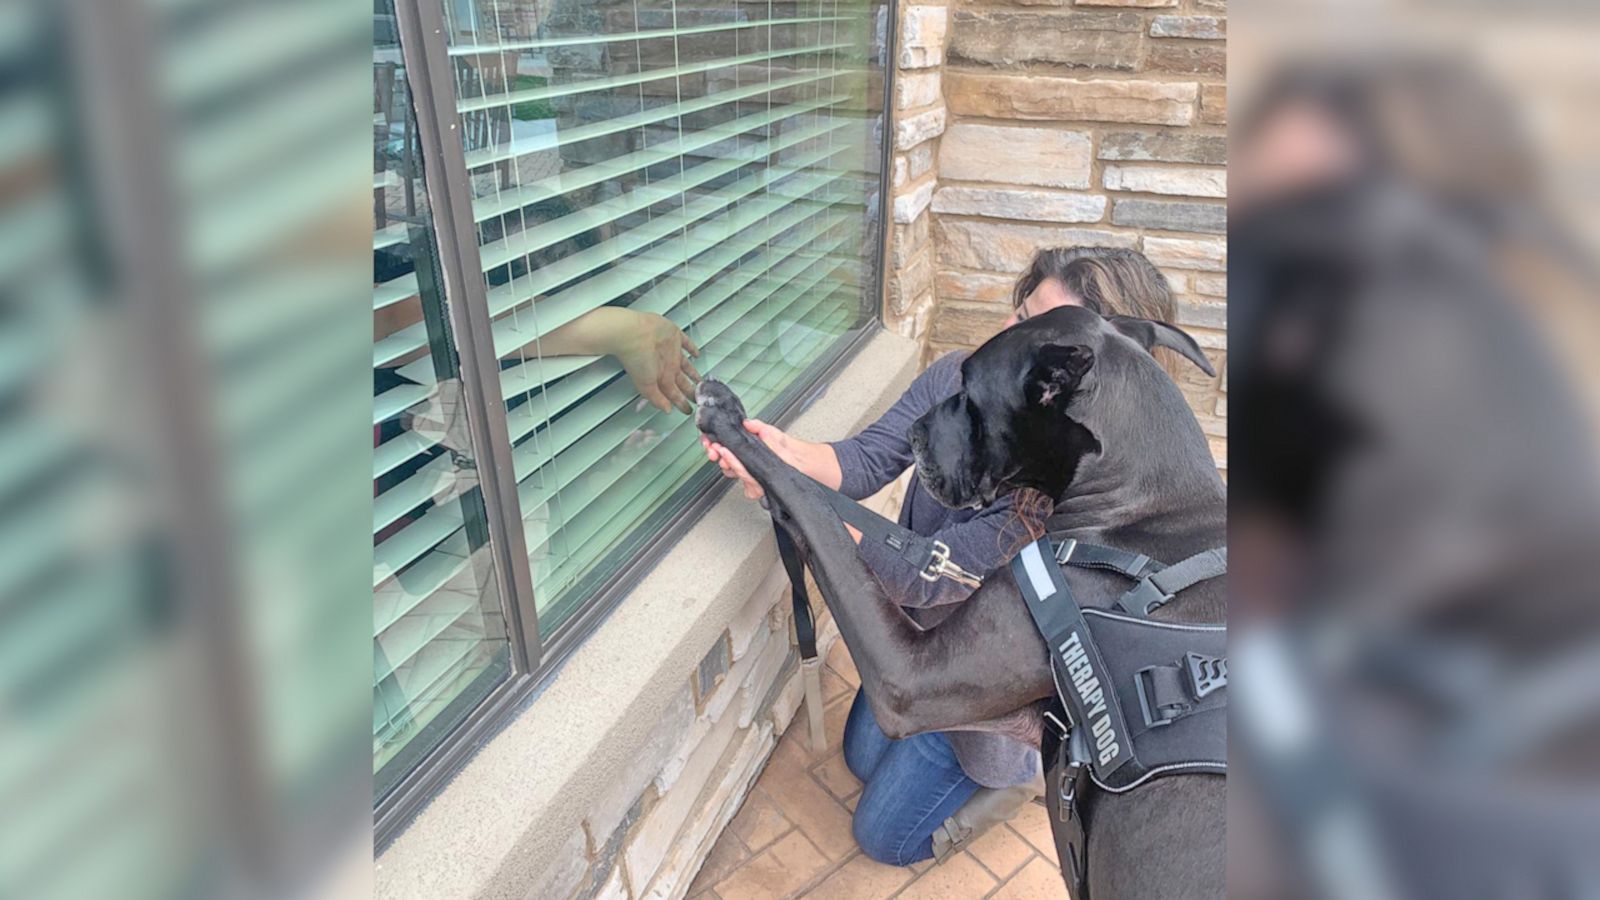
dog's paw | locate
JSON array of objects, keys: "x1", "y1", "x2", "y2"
[{"x1": 695, "y1": 377, "x2": 748, "y2": 434}]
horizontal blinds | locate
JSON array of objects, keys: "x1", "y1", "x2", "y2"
[
  {"x1": 463, "y1": 69, "x2": 840, "y2": 176},
  {"x1": 401, "y1": 0, "x2": 876, "y2": 627}
]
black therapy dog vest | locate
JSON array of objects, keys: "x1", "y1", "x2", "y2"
[{"x1": 1011, "y1": 536, "x2": 1227, "y2": 894}]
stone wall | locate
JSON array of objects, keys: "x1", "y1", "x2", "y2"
[
  {"x1": 882, "y1": 0, "x2": 1229, "y2": 470},
  {"x1": 554, "y1": 479, "x2": 907, "y2": 900}
]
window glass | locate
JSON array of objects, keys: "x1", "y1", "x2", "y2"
[
  {"x1": 374, "y1": 6, "x2": 512, "y2": 800},
  {"x1": 441, "y1": 0, "x2": 881, "y2": 632}
]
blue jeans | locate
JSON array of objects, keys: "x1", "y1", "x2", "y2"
[{"x1": 842, "y1": 690, "x2": 980, "y2": 866}]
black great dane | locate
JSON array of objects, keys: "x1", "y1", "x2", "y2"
[{"x1": 695, "y1": 306, "x2": 1225, "y2": 898}]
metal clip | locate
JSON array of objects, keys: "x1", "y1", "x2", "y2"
[
  {"x1": 921, "y1": 540, "x2": 984, "y2": 588},
  {"x1": 1054, "y1": 537, "x2": 1079, "y2": 564}
]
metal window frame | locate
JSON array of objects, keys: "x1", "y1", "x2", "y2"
[{"x1": 375, "y1": 0, "x2": 898, "y2": 851}]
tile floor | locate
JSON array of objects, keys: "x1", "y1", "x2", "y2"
[{"x1": 686, "y1": 641, "x2": 1069, "y2": 900}]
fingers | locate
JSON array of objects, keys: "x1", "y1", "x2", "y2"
[
  {"x1": 639, "y1": 384, "x2": 671, "y2": 414},
  {"x1": 676, "y1": 371, "x2": 696, "y2": 404},
  {"x1": 659, "y1": 371, "x2": 691, "y2": 415},
  {"x1": 680, "y1": 332, "x2": 701, "y2": 358},
  {"x1": 681, "y1": 357, "x2": 702, "y2": 384}
]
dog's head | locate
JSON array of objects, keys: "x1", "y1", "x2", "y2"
[{"x1": 908, "y1": 306, "x2": 1215, "y2": 509}]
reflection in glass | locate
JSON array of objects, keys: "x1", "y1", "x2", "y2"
[{"x1": 373, "y1": 4, "x2": 511, "y2": 799}]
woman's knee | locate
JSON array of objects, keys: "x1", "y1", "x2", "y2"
[
  {"x1": 851, "y1": 807, "x2": 923, "y2": 867},
  {"x1": 841, "y1": 692, "x2": 886, "y2": 782}
]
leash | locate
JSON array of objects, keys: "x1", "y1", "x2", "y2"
[{"x1": 769, "y1": 483, "x2": 985, "y2": 752}]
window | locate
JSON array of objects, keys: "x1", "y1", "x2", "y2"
[{"x1": 374, "y1": 0, "x2": 886, "y2": 835}]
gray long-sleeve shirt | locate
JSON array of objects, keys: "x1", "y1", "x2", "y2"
[{"x1": 830, "y1": 351, "x2": 1042, "y2": 788}]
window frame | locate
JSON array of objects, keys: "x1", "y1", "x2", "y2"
[{"x1": 375, "y1": 0, "x2": 897, "y2": 849}]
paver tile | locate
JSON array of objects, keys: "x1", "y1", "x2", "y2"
[
  {"x1": 714, "y1": 830, "x2": 831, "y2": 900},
  {"x1": 730, "y1": 788, "x2": 794, "y2": 853},
  {"x1": 967, "y1": 821, "x2": 1035, "y2": 881},
  {"x1": 893, "y1": 852, "x2": 996, "y2": 899},
  {"x1": 804, "y1": 853, "x2": 917, "y2": 900},
  {"x1": 989, "y1": 856, "x2": 1070, "y2": 899}
]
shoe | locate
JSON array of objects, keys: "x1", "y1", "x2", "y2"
[{"x1": 929, "y1": 771, "x2": 1047, "y2": 862}]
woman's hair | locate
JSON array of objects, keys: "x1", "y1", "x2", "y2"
[{"x1": 1011, "y1": 246, "x2": 1183, "y2": 377}]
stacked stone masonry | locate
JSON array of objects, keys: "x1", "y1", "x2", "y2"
[
  {"x1": 541, "y1": 475, "x2": 909, "y2": 900},
  {"x1": 883, "y1": 0, "x2": 1228, "y2": 471}
]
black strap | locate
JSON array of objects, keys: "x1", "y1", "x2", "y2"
[
  {"x1": 1048, "y1": 728, "x2": 1093, "y2": 899},
  {"x1": 820, "y1": 489, "x2": 982, "y2": 585},
  {"x1": 772, "y1": 515, "x2": 817, "y2": 660},
  {"x1": 770, "y1": 486, "x2": 983, "y2": 663},
  {"x1": 1055, "y1": 537, "x2": 1163, "y2": 581},
  {"x1": 1013, "y1": 539, "x2": 1136, "y2": 778},
  {"x1": 1118, "y1": 547, "x2": 1228, "y2": 616}
]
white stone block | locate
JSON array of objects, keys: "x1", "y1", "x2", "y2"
[
  {"x1": 1103, "y1": 164, "x2": 1226, "y2": 198},
  {"x1": 939, "y1": 123, "x2": 1092, "y2": 189},
  {"x1": 894, "y1": 105, "x2": 946, "y2": 151},
  {"x1": 932, "y1": 186, "x2": 1107, "y2": 223},
  {"x1": 893, "y1": 178, "x2": 935, "y2": 224},
  {"x1": 898, "y1": 6, "x2": 948, "y2": 69}
]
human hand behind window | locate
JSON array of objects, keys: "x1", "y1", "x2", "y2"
[
  {"x1": 535, "y1": 307, "x2": 702, "y2": 414},
  {"x1": 614, "y1": 311, "x2": 702, "y2": 414}
]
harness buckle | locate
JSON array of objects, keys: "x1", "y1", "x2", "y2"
[
  {"x1": 1059, "y1": 759, "x2": 1083, "y2": 816},
  {"x1": 1136, "y1": 665, "x2": 1190, "y2": 729},
  {"x1": 1120, "y1": 577, "x2": 1176, "y2": 617}
]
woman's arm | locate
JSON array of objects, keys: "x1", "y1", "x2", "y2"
[
  {"x1": 858, "y1": 494, "x2": 1032, "y2": 609},
  {"x1": 703, "y1": 352, "x2": 967, "y2": 500}
]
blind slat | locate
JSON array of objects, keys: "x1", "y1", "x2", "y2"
[
  {"x1": 373, "y1": 585, "x2": 480, "y2": 683},
  {"x1": 457, "y1": 41, "x2": 852, "y2": 113},
  {"x1": 447, "y1": 15, "x2": 851, "y2": 56},
  {"x1": 374, "y1": 222, "x2": 409, "y2": 251},
  {"x1": 373, "y1": 273, "x2": 419, "y2": 311},
  {"x1": 468, "y1": 91, "x2": 845, "y2": 235},
  {"x1": 373, "y1": 501, "x2": 463, "y2": 587},
  {"x1": 374, "y1": 631, "x2": 492, "y2": 736},
  {"x1": 367, "y1": 119, "x2": 854, "y2": 374},
  {"x1": 373, "y1": 381, "x2": 433, "y2": 426}
]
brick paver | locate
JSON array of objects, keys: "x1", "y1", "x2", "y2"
[{"x1": 687, "y1": 644, "x2": 1069, "y2": 900}]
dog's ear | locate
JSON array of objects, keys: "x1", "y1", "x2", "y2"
[
  {"x1": 1026, "y1": 343, "x2": 1094, "y2": 408},
  {"x1": 1106, "y1": 315, "x2": 1216, "y2": 377}
]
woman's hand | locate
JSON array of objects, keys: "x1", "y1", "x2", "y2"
[
  {"x1": 700, "y1": 419, "x2": 843, "y2": 500},
  {"x1": 701, "y1": 420, "x2": 786, "y2": 500},
  {"x1": 613, "y1": 312, "x2": 701, "y2": 414}
]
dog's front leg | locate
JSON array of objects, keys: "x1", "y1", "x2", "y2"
[{"x1": 696, "y1": 380, "x2": 1051, "y2": 739}]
